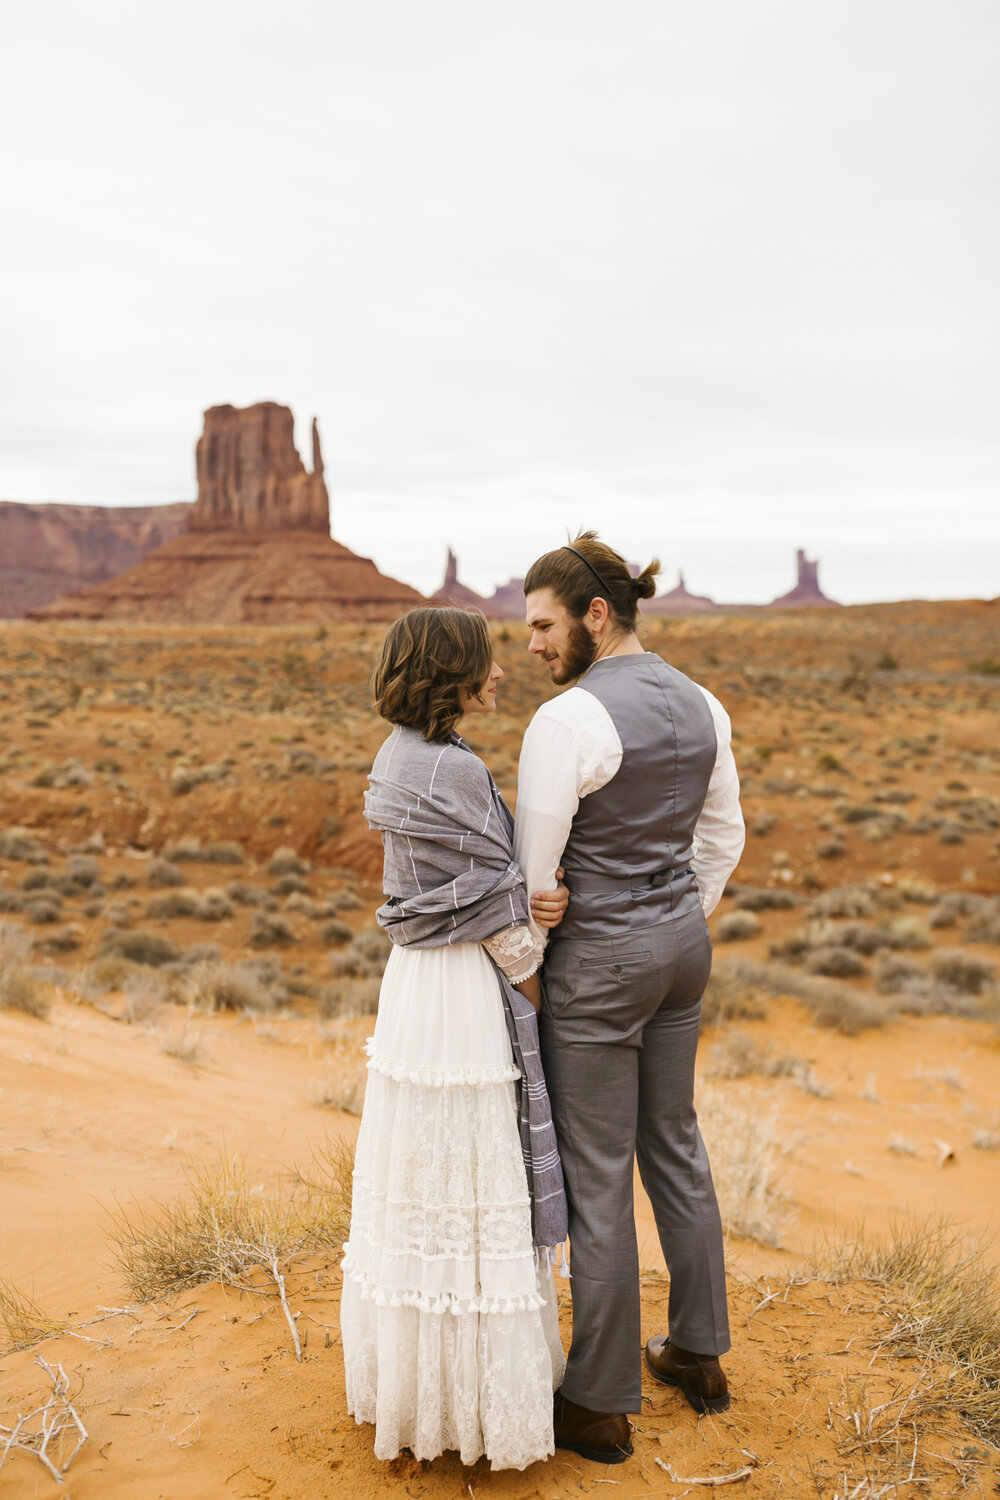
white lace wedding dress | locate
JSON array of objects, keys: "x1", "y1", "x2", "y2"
[{"x1": 340, "y1": 937, "x2": 566, "y2": 1470}]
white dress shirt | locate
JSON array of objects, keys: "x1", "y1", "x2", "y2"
[{"x1": 514, "y1": 656, "x2": 745, "y2": 961}]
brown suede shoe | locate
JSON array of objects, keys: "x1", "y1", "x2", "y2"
[
  {"x1": 645, "y1": 1336, "x2": 731, "y2": 1414},
  {"x1": 553, "y1": 1391, "x2": 633, "y2": 1464}
]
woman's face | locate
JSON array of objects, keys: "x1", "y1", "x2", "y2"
[{"x1": 459, "y1": 660, "x2": 504, "y2": 717}]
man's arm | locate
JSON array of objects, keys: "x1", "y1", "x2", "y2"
[
  {"x1": 514, "y1": 710, "x2": 581, "y2": 961},
  {"x1": 692, "y1": 690, "x2": 745, "y2": 917}
]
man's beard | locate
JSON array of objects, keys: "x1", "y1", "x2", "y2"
[{"x1": 550, "y1": 617, "x2": 598, "y2": 684}]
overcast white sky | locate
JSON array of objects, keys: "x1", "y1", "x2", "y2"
[{"x1": 2, "y1": 0, "x2": 997, "y2": 603}]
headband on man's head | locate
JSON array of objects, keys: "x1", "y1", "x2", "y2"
[{"x1": 562, "y1": 546, "x2": 619, "y2": 600}]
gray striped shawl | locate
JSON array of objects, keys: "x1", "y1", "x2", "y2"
[{"x1": 364, "y1": 724, "x2": 568, "y2": 1254}]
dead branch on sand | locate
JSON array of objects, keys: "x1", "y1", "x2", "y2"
[{"x1": 0, "y1": 1355, "x2": 88, "y2": 1482}]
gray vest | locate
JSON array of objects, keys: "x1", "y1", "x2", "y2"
[{"x1": 553, "y1": 653, "x2": 717, "y2": 942}]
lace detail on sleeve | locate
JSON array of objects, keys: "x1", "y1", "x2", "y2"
[{"x1": 483, "y1": 925, "x2": 539, "y2": 983}]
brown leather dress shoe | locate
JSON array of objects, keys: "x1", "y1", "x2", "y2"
[
  {"x1": 645, "y1": 1336, "x2": 731, "y2": 1414},
  {"x1": 553, "y1": 1391, "x2": 633, "y2": 1463}
]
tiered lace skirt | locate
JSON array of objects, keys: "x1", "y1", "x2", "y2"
[{"x1": 340, "y1": 942, "x2": 565, "y2": 1470}]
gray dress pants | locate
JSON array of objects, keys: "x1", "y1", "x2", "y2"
[{"x1": 540, "y1": 904, "x2": 730, "y2": 1414}]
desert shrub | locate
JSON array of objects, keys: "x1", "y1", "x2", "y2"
[
  {"x1": 707, "y1": 1031, "x2": 829, "y2": 1095},
  {"x1": 929, "y1": 949, "x2": 995, "y2": 995},
  {"x1": 750, "y1": 811, "x2": 778, "y2": 837},
  {"x1": 0, "y1": 889, "x2": 24, "y2": 913},
  {"x1": 310, "y1": 1066, "x2": 367, "y2": 1114},
  {"x1": 195, "y1": 888, "x2": 234, "y2": 922},
  {"x1": 248, "y1": 913, "x2": 296, "y2": 949},
  {"x1": 201, "y1": 841, "x2": 245, "y2": 864},
  {"x1": 226, "y1": 880, "x2": 270, "y2": 907},
  {"x1": 267, "y1": 846, "x2": 310, "y2": 877},
  {"x1": 171, "y1": 941, "x2": 222, "y2": 968},
  {"x1": 186, "y1": 960, "x2": 277, "y2": 1014},
  {"x1": 0, "y1": 1279, "x2": 65, "y2": 1353},
  {"x1": 158, "y1": 1025, "x2": 207, "y2": 1064},
  {"x1": 897, "y1": 878, "x2": 938, "y2": 904},
  {"x1": 808, "y1": 885, "x2": 876, "y2": 919},
  {"x1": 938, "y1": 821, "x2": 965, "y2": 845},
  {"x1": 23, "y1": 897, "x2": 62, "y2": 925},
  {"x1": 148, "y1": 857, "x2": 186, "y2": 888},
  {"x1": 838, "y1": 802, "x2": 882, "y2": 824},
  {"x1": 20, "y1": 868, "x2": 51, "y2": 891},
  {"x1": 108, "y1": 1148, "x2": 353, "y2": 1300},
  {"x1": 929, "y1": 892, "x2": 989, "y2": 928},
  {"x1": 0, "y1": 827, "x2": 44, "y2": 861},
  {"x1": 885, "y1": 915, "x2": 932, "y2": 950},
  {"x1": 812, "y1": 1217, "x2": 1000, "y2": 1444},
  {"x1": 713, "y1": 957, "x2": 890, "y2": 1033},
  {"x1": 330, "y1": 889, "x2": 363, "y2": 912},
  {"x1": 699, "y1": 961, "x2": 769, "y2": 1027},
  {"x1": 0, "y1": 922, "x2": 50, "y2": 1019},
  {"x1": 34, "y1": 924, "x2": 82, "y2": 955},
  {"x1": 329, "y1": 928, "x2": 390, "y2": 980},
  {"x1": 147, "y1": 888, "x2": 200, "y2": 920},
  {"x1": 731, "y1": 886, "x2": 800, "y2": 912},
  {"x1": 697, "y1": 1085, "x2": 789, "y2": 1246},
  {"x1": 273, "y1": 873, "x2": 309, "y2": 896},
  {"x1": 816, "y1": 838, "x2": 845, "y2": 859},
  {"x1": 321, "y1": 918, "x2": 352, "y2": 945},
  {"x1": 874, "y1": 953, "x2": 923, "y2": 994},
  {"x1": 715, "y1": 910, "x2": 761, "y2": 942},
  {"x1": 284, "y1": 892, "x2": 319, "y2": 917},
  {"x1": 162, "y1": 836, "x2": 204, "y2": 862},
  {"x1": 321, "y1": 976, "x2": 382, "y2": 1018},
  {"x1": 120, "y1": 971, "x2": 172, "y2": 1023},
  {"x1": 74, "y1": 952, "x2": 137, "y2": 996},
  {"x1": 836, "y1": 921, "x2": 892, "y2": 955},
  {"x1": 967, "y1": 902, "x2": 1000, "y2": 945},
  {"x1": 64, "y1": 854, "x2": 101, "y2": 887},
  {"x1": 806, "y1": 945, "x2": 867, "y2": 979},
  {"x1": 99, "y1": 929, "x2": 180, "y2": 967}
]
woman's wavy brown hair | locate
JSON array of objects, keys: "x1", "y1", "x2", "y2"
[
  {"x1": 372, "y1": 607, "x2": 494, "y2": 743},
  {"x1": 523, "y1": 529, "x2": 659, "y2": 632}
]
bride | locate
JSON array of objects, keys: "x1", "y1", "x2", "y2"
[{"x1": 340, "y1": 606, "x2": 569, "y2": 1470}]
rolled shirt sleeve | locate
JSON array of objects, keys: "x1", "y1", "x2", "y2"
[
  {"x1": 514, "y1": 694, "x2": 623, "y2": 963},
  {"x1": 691, "y1": 687, "x2": 746, "y2": 916}
]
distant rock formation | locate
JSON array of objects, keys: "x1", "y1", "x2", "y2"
[
  {"x1": 433, "y1": 548, "x2": 492, "y2": 610},
  {"x1": 644, "y1": 571, "x2": 720, "y2": 615},
  {"x1": 30, "y1": 403, "x2": 424, "y2": 624},
  {"x1": 0, "y1": 500, "x2": 191, "y2": 619},
  {"x1": 191, "y1": 403, "x2": 330, "y2": 533},
  {"x1": 768, "y1": 549, "x2": 837, "y2": 608},
  {"x1": 431, "y1": 551, "x2": 526, "y2": 617}
]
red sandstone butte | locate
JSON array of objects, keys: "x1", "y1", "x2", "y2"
[
  {"x1": 644, "y1": 571, "x2": 720, "y2": 615},
  {"x1": 432, "y1": 548, "x2": 492, "y2": 611},
  {"x1": 0, "y1": 500, "x2": 191, "y2": 619},
  {"x1": 30, "y1": 403, "x2": 424, "y2": 624},
  {"x1": 768, "y1": 549, "x2": 837, "y2": 608},
  {"x1": 432, "y1": 549, "x2": 525, "y2": 618}
]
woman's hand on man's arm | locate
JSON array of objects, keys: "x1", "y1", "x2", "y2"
[
  {"x1": 529, "y1": 867, "x2": 569, "y2": 931},
  {"x1": 514, "y1": 971, "x2": 543, "y2": 1014}
]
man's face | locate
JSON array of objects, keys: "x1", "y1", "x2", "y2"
[{"x1": 525, "y1": 587, "x2": 598, "y2": 685}]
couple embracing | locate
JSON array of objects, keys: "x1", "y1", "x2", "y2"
[{"x1": 340, "y1": 531, "x2": 745, "y2": 1470}]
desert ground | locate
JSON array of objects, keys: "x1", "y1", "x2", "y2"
[{"x1": 1, "y1": 601, "x2": 999, "y2": 1497}]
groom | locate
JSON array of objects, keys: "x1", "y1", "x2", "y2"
[{"x1": 514, "y1": 531, "x2": 745, "y2": 1464}]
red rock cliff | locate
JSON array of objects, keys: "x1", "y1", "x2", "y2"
[
  {"x1": 0, "y1": 500, "x2": 191, "y2": 619},
  {"x1": 190, "y1": 403, "x2": 329, "y2": 533}
]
